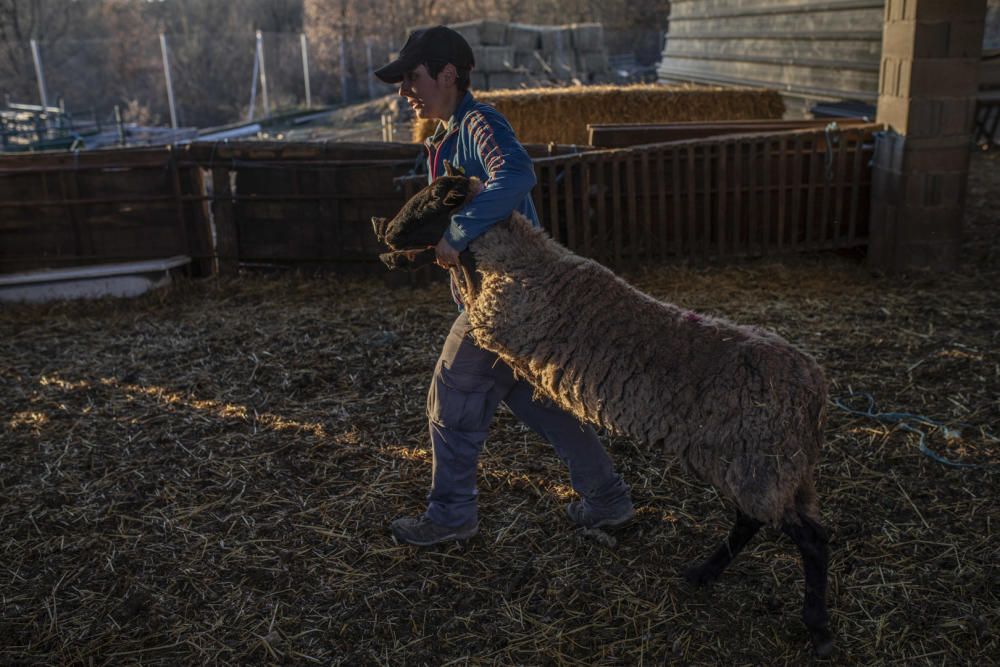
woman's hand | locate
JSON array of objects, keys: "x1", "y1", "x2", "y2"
[{"x1": 435, "y1": 237, "x2": 461, "y2": 269}]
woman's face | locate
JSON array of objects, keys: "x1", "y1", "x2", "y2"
[{"x1": 398, "y1": 64, "x2": 449, "y2": 121}]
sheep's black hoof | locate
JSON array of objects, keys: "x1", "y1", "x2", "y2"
[
  {"x1": 809, "y1": 626, "x2": 834, "y2": 658},
  {"x1": 682, "y1": 563, "x2": 719, "y2": 587}
]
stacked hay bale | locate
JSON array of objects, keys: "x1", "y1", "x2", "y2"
[
  {"x1": 412, "y1": 83, "x2": 785, "y2": 145},
  {"x1": 447, "y1": 20, "x2": 611, "y2": 92}
]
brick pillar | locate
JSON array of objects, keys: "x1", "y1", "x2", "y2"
[{"x1": 869, "y1": 0, "x2": 987, "y2": 272}]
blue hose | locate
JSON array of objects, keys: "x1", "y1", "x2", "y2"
[{"x1": 831, "y1": 392, "x2": 997, "y2": 469}]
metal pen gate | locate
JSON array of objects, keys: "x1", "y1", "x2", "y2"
[{"x1": 402, "y1": 124, "x2": 880, "y2": 270}]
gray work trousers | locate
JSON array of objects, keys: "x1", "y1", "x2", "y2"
[{"x1": 425, "y1": 312, "x2": 630, "y2": 527}]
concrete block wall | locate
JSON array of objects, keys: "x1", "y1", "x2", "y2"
[{"x1": 869, "y1": 0, "x2": 988, "y2": 272}]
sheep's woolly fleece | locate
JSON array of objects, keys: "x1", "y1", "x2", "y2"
[{"x1": 456, "y1": 213, "x2": 829, "y2": 525}]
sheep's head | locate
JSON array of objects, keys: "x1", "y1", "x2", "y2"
[{"x1": 372, "y1": 161, "x2": 482, "y2": 270}]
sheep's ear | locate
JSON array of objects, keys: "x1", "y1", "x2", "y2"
[
  {"x1": 443, "y1": 160, "x2": 457, "y2": 177},
  {"x1": 442, "y1": 186, "x2": 466, "y2": 207}
]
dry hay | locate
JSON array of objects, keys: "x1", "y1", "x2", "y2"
[
  {"x1": 412, "y1": 83, "x2": 785, "y2": 145},
  {"x1": 0, "y1": 151, "x2": 997, "y2": 665}
]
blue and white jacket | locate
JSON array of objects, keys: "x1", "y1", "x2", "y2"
[{"x1": 424, "y1": 91, "x2": 540, "y2": 251}]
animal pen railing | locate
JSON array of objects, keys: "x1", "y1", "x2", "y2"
[
  {"x1": 0, "y1": 124, "x2": 879, "y2": 278},
  {"x1": 402, "y1": 123, "x2": 881, "y2": 271}
]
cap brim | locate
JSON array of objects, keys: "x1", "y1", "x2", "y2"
[{"x1": 374, "y1": 57, "x2": 414, "y2": 84}]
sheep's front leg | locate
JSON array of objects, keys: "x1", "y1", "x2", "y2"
[{"x1": 683, "y1": 509, "x2": 762, "y2": 586}]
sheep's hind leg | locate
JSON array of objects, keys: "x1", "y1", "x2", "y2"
[
  {"x1": 683, "y1": 510, "x2": 762, "y2": 586},
  {"x1": 781, "y1": 513, "x2": 834, "y2": 658}
]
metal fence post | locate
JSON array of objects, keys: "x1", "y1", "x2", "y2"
[
  {"x1": 29, "y1": 40, "x2": 50, "y2": 112},
  {"x1": 366, "y1": 38, "x2": 375, "y2": 100},
  {"x1": 247, "y1": 37, "x2": 260, "y2": 122},
  {"x1": 301, "y1": 33, "x2": 312, "y2": 109},
  {"x1": 256, "y1": 30, "x2": 270, "y2": 118},
  {"x1": 339, "y1": 33, "x2": 349, "y2": 103},
  {"x1": 159, "y1": 33, "x2": 179, "y2": 138}
]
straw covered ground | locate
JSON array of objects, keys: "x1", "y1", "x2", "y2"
[
  {"x1": 412, "y1": 83, "x2": 785, "y2": 145},
  {"x1": 1, "y1": 151, "x2": 998, "y2": 665}
]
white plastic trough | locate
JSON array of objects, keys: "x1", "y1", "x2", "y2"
[{"x1": 0, "y1": 256, "x2": 191, "y2": 304}]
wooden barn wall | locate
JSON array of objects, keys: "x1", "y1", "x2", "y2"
[{"x1": 659, "y1": 0, "x2": 885, "y2": 112}]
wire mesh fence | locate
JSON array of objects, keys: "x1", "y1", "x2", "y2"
[
  {"x1": 2, "y1": 26, "x2": 662, "y2": 132},
  {"x1": 2, "y1": 32, "x2": 401, "y2": 130}
]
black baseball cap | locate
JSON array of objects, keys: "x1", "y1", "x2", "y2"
[{"x1": 375, "y1": 26, "x2": 476, "y2": 84}]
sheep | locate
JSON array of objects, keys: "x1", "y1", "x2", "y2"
[{"x1": 372, "y1": 167, "x2": 834, "y2": 656}]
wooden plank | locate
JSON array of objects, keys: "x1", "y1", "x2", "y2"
[
  {"x1": 833, "y1": 127, "x2": 848, "y2": 247},
  {"x1": 594, "y1": 158, "x2": 607, "y2": 264},
  {"x1": 564, "y1": 161, "x2": 576, "y2": 252},
  {"x1": 847, "y1": 129, "x2": 865, "y2": 244},
  {"x1": 212, "y1": 167, "x2": 239, "y2": 274},
  {"x1": 777, "y1": 135, "x2": 788, "y2": 250},
  {"x1": 686, "y1": 145, "x2": 697, "y2": 258},
  {"x1": 641, "y1": 150, "x2": 652, "y2": 263},
  {"x1": 805, "y1": 135, "x2": 820, "y2": 250},
  {"x1": 587, "y1": 118, "x2": 871, "y2": 148},
  {"x1": 702, "y1": 144, "x2": 712, "y2": 257},
  {"x1": 748, "y1": 140, "x2": 758, "y2": 255},
  {"x1": 657, "y1": 149, "x2": 668, "y2": 260},
  {"x1": 186, "y1": 166, "x2": 215, "y2": 276},
  {"x1": 717, "y1": 142, "x2": 727, "y2": 257},
  {"x1": 611, "y1": 157, "x2": 622, "y2": 267},
  {"x1": 761, "y1": 139, "x2": 771, "y2": 256},
  {"x1": 548, "y1": 163, "x2": 560, "y2": 245},
  {"x1": 819, "y1": 133, "x2": 833, "y2": 248},
  {"x1": 580, "y1": 158, "x2": 592, "y2": 259},
  {"x1": 625, "y1": 154, "x2": 638, "y2": 269},
  {"x1": 531, "y1": 164, "x2": 544, "y2": 223},
  {"x1": 671, "y1": 148, "x2": 681, "y2": 257},
  {"x1": 791, "y1": 133, "x2": 804, "y2": 251},
  {"x1": 57, "y1": 170, "x2": 86, "y2": 258},
  {"x1": 733, "y1": 141, "x2": 743, "y2": 254}
]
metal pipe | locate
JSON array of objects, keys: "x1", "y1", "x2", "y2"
[
  {"x1": 301, "y1": 33, "x2": 312, "y2": 109},
  {"x1": 339, "y1": 33, "x2": 349, "y2": 103},
  {"x1": 366, "y1": 38, "x2": 375, "y2": 100},
  {"x1": 30, "y1": 39, "x2": 50, "y2": 111},
  {"x1": 256, "y1": 30, "x2": 270, "y2": 118},
  {"x1": 159, "y1": 34, "x2": 179, "y2": 134},
  {"x1": 247, "y1": 37, "x2": 260, "y2": 122}
]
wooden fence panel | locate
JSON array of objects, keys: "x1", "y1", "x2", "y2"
[{"x1": 0, "y1": 129, "x2": 876, "y2": 277}]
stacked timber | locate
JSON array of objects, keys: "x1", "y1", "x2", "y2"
[
  {"x1": 447, "y1": 20, "x2": 611, "y2": 90},
  {"x1": 658, "y1": 0, "x2": 885, "y2": 115}
]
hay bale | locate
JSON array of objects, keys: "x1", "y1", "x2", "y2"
[
  {"x1": 539, "y1": 26, "x2": 573, "y2": 56},
  {"x1": 411, "y1": 83, "x2": 786, "y2": 145},
  {"x1": 471, "y1": 71, "x2": 489, "y2": 90},
  {"x1": 576, "y1": 50, "x2": 610, "y2": 74},
  {"x1": 448, "y1": 20, "x2": 481, "y2": 47},
  {"x1": 570, "y1": 23, "x2": 604, "y2": 52},
  {"x1": 509, "y1": 23, "x2": 542, "y2": 51},
  {"x1": 477, "y1": 46, "x2": 515, "y2": 72},
  {"x1": 480, "y1": 20, "x2": 509, "y2": 46},
  {"x1": 514, "y1": 51, "x2": 544, "y2": 74},
  {"x1": 489, "y1": 71, "x2": 529, "y2": 90}
]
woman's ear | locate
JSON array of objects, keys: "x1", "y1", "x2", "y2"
[{"x1": 440, "y1": 63, "x2": 457, "y2": 87}]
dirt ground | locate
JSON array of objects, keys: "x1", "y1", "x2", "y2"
[{"x1": 1, "y1": 151, "x2": 997, "y2": 665}]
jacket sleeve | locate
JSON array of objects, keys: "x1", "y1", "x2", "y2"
[{"x1": 443, "y1": 109, "x2": 536, "y2": 251}]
